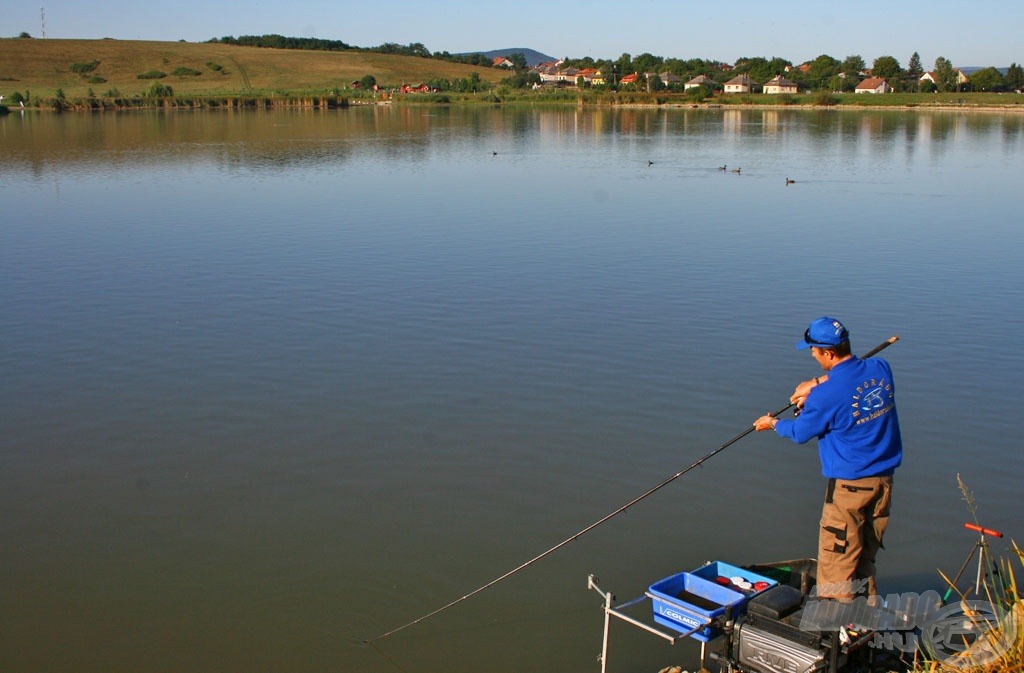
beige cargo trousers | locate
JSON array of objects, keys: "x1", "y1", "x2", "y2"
[{"x1": 816, "y1": 475, "x2": 893, "y2": 600}]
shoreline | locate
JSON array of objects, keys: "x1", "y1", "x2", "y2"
[{"x1": 6, "y1": 98, "x2": 1024, "y2": 113}]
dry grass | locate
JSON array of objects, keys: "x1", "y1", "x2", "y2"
[
  {"x1": 0, "y1": 38, "x2": 504, "y2": 99},
  {"x1": 915, "y1": 478, "x2": 1023, "y2": 673}
]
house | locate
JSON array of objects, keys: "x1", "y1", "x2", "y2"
[
  {"x1": 855, "y1": 77, "x2": 892, "y2": 94},
  {"x1": 619, "y1": 72, "x2": 640, "y2": 86},
  {"x1": 492, "y1": 56, "x2": 515, "y2": 69},
  {"x1": 785, "y1": 63, "x2": 812, "y2": 74},
  {"x1": 657, "y1": 72, "x2": 682, "y2": 87},
  {"x1": 920, "y1": 69, "x2": 970, "y2": 87},
  {"x1": 724, "y1": 74, "x2": 754, "y2": 94},
  {"x1": 400, "y1": 83, "x2": 431, "y2": 94},
  {"x1": 534, "y1": 64, "x2": 561, "y2": 84},
  {"x1": 763, "y1": 75, "x2": 798, "y2": 94},
  {"x1": 576, "y1": 68, "x2": 599, "y2": 84},
  {"x1": 684, "y1": 74, "x2": 716, "y2": 90}
]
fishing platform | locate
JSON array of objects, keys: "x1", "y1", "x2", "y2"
[{"x1": 588, "y1": 558, "x2": 902, "y2": 673}]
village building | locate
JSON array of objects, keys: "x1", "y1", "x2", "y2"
[
  {"x1": 657, "y1": 72, "x2": 682, "y2": 87},
  {"x1": 920, "y1": 69, "x2": 970, "y2": 87},
  {"x1": 684, "y1": 74, "x2": 716, "y2": 90},
  {"x1": 763, "y1": 75, "x2": 798, "y2": 94},
  {"x1": 855, "y1": 77, "x2": 892, "y2": 94},
  {"x1": 724, "y1": 74, "x2": 754, "y2": 94}
]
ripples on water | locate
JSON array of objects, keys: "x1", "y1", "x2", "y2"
[{"x1": 2, "y1": 107, "x2": 1022, "y2": 673}]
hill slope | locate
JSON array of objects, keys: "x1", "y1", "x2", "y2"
[{"x1": 0, "y1": 38, "x2": 506, "y2": 98}]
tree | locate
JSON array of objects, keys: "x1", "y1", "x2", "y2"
[
  {"x1": 807, "y1": 54, "x2": 841, "y2": 87},
  {"x1": 933, "y1": 56, "x2": 955, "y2": 92},
  {"x1": 907, "y1": 52, "x2": 923, "y2": 91},
  {"x1": 841, "y1": 54, "x2": 866, "y2": 77},
  {"x1": 633, "y1": 52, "x2": 664, "y2": 76},
  {"x1": 508, "y1": 53, "x2": 528, "y2": 71},
  {"x1": 359, "y1": 74, "x2": 377, "y2": 90},
  {"x1": 970, "y1": 67, "x2": 1005, "y2": 92},
  {"x1": 616, "y1": 52, "x2": 633, "y2": 81},
  {"x1": 872, "y1": 55, "x2": 902, "y2": 82},
  {"x1": 18, "y1": 31, "x2": 32, "y2": 38},
  {"x1": 1006, "y1": 63, "x2": 1024, "y2": 91}
]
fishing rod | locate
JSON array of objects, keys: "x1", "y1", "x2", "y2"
[{"x1": 366, "y1": 335, "x2": 900, "y2": 643}]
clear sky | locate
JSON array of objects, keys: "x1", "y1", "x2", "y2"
[{"x1": 7, "y1": 0, "x2": 1019, "y2": 68}]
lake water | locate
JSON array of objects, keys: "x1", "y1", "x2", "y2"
[{"x1": 1, "y1": 106, "x2": 1022, "y2": 673}]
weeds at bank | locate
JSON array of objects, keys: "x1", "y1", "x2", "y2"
[{"x1": 914, "y1": 477, "x2": 1023, "y2": 673}]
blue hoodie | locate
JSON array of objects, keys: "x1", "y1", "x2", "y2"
[{"x1": 774, "y1": 356, "x2": 902, "y2": 479}]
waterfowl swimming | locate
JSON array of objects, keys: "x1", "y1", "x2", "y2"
[
  {"x1": 731, "y1": 167, "x2": 741, "y2": 173},
  {"x1": 786, "y1": 177, "x2": 795, "y2": 184},
  {"x1": 718, "y1": 165, "x2": 727, "y2": 171}
]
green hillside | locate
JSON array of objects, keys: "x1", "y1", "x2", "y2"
[{"x1": 0, "y1": 38, "x2": 505, "y2": 100}]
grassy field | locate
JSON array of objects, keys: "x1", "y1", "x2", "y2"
[{"x1": 0, "y1": 37, "x2": 505, "y2": 101}]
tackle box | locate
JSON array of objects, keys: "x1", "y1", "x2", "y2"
[{"x1": 647, "y1": 561, "x2": 778, "y2": 641}]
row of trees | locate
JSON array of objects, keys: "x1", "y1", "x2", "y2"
[
  {"x1": 554, "y1": 51, "x2": 1023, "y2": 93},
  {"x1": 206, "y1": 35, "x2": 506, "y2": 68}
]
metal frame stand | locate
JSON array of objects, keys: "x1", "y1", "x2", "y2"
[{"x1": 588, "y1": 575, "x2": 712, "y2": 673}]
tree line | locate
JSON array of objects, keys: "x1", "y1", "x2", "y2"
[{"x1": 206, "y1": 35, "x2": 498, "y2": 67}]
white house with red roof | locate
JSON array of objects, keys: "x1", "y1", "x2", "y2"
[{"x1": 855, "y1": 77, "x2": 892, "y2": 94}]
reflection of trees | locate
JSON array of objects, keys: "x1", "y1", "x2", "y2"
[{"x1": 3, "y1": 107, "x2": 1022, "y2": 179}]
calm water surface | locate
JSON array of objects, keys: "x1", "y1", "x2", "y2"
[{"x1": 1, "y1": 106, "x2": 1022, "y2": 673}]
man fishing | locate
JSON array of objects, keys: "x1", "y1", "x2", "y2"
[{"x1": 754, "y1": 317, "x2": 903, "y2": 601}]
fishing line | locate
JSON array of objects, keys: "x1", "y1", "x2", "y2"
[{"x1": 367, "y1": 335, "x2": 900, "y2": 643}]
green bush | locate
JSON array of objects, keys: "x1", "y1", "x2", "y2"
[
  {"x1": 172, "y1": 67, "x2": 202, "y2": 77},
  {"x1": 813, "y1": 90, "x2": 838, "y2": 106},
  {"x1": 144, "y1": 83, "x2": 174, "y2": 97},
  {"x1": 137, "y1": 70, "x2": 167, "y2": 80},
  {"x1": 206, "y1": 61, "x2": 224, "y2": 72},
  {"x1": 88, "y1": 76, "x2": 107, "y2": 84},
  {"x1": 70, "y1": 60, "x2": 100, "y2": 74}
]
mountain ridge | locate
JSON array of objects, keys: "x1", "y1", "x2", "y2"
[{"x1": 457, "y1": 48, "x2": 557, "y2": 67}]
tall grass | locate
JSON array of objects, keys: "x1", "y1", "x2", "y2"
[{"x1": 916, "y1": 477, "x2": 1023, "y2": 673}]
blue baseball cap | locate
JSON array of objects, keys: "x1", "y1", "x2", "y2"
[{"x1": 797, "y1": 317, "x2": 849, "y2": 350}]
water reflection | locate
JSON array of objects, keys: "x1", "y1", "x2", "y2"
[{"x1": 4, "y1": 107, "x2": 1021, "y2": 178}]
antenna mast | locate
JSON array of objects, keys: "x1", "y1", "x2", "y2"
[{"x1": 41, "y1": 6, "x2": 47, "y2": 39}]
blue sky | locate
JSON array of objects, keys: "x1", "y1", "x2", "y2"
[{"x1": 8, "y1": 0, "x2": 1019, "y2": 68}]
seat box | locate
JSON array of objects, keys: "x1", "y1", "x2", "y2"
[{"x1": 748, "y1": 584, "x2": 805, "y2": 620}]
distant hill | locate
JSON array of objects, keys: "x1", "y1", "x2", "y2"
[
  {"x1": 459, "y1": 48, "x2": 558, "y2": 67},
  {"x1": 0, "y1": 38, "x2": 506, "y2": 98},
  {"x1": 959, "y1": 66, "x2": 1009, "y2": 75}
]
